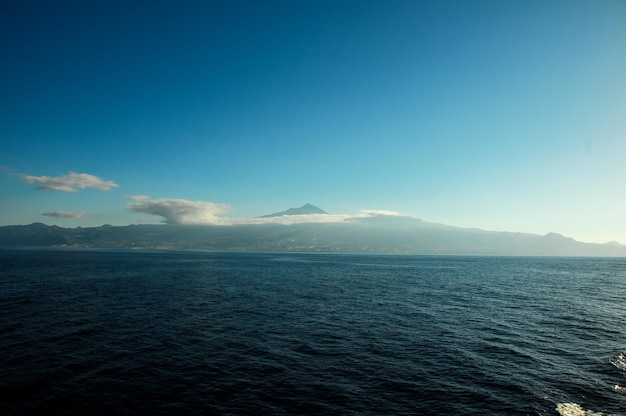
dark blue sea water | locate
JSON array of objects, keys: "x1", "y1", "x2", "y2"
[{"x1": 1, "y1": 248, "x2": 625, "y2": 415}]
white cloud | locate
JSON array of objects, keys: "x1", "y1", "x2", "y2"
[
  {"x1": 126, "y1": 196, "x2": 230, "y2": 225},
  {"x1": 22, "y1": 172, "x2": 119, "y2": 192},
  {"x1": 125, "y1": 196, "x2": 403, "y2": 226},
  {"x1": 43, "y1": 211, "x2": 89, "y2": 219},
  {"x1": 357, "y1": 209, "x2": 401, "y2": 217},
  {"x1": 231, "y1": 213, "x2": 351, "y2": 225},
  {"x1": 229, "y1": 210, "x2": 402, "y2": 225}
]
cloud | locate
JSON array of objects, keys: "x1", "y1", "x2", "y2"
[
  {"x1": 230, "y1": 210, "x2": 401, "y2": 225},
  {"x1": 43, "y1": 211, "x2": 89, "y2": 219},
  {"x1": 127, "y1": 196, "x2": 230, "y2": 225},
  {"x1": 228, "y1": 210, "x2": 402, "y2": 225},
  {"x1": 22, "y1": 172, "x2": 119, "y2": 192},
  {"x1": 231, "y1": 213, "x2": 351, "y2": 225},
  {"x1": 125, "y1": 196, "x2": 403, "y2": 226},
  {"x1": 357, "y1": 209, "x2": 401, "y2": 217}
]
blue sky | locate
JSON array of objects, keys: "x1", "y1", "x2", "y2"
[{"x1": 1, "y1": 0, "x2": 625, "y2": 243}]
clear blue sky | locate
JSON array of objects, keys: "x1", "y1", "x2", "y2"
[{"x1": 1, "y1": 0, "x2": 625, "y2": 243}]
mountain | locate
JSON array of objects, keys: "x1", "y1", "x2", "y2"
[
  {"x1": 258, "y1": 203, "x2": 328, "y2": 218},
  {"x1": 1, "y1": 214, "x2": 625, "y2": 256}
]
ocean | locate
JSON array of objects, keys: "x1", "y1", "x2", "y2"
[{"x1": 1, "y1": 248, "x2": 625, "y2": 415}]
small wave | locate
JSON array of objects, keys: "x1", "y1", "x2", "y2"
[
  {"x1": 555, "y1": 402, "x2": 620, "y2": 416},
  {"x1": 609, "y1": 353, "x2": 626, "y2": 372},
  {"x1": 555, "y1": 353, "x2": 626, "y2": 416}
]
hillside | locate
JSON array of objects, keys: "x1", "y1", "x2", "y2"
[{"x1": 1, "y1": 214, "x2": 625, "y2": 256}]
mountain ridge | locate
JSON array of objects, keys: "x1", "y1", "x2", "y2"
[{"x1": 1, "y1": 213, "x2": 624, "y2": 256}]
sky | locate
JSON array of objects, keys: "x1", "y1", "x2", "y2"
[{"x1": 1, "y1": 0, "x2": 625, "y2": 244}]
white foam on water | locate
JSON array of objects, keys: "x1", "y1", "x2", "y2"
[
  {"x1": 556, "y1": 403, "x2": 604, "y2": 416},
  {"x1": 609, "y1": 353, "x2": 626, "y2": 396},
  {"x1": 556, "y1": 402, "x2": 623, "y2": 416},
  {"x1": 609, "y1": 353, "x2": 626, "y2": 372}
]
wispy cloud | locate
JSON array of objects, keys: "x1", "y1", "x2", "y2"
[
  {"x1": 230, "y1": 210, "x2": 401, "y2": 225},
  {"x1": 125, "y1": 195, "x2": 403, "y2": 226},
  {"x1": 231, "y1": 213, "x2": 351, "y2": 225},
  {"x1": 126, "y1": 196, "x2": 230, "y2": 225},
  {"x1": 21, "y1": 171, "x2": 119, "y2": 192},
  {"x1": 357, "y1": 209, "x2": 400, "y2": 217},
  {"x1": 43, "y1": 211, "x2": 89, "y2": 219}
]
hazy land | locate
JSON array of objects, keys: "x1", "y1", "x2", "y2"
[{"x1": 1, "y1": 205, "x2": 624, "y2": 256}]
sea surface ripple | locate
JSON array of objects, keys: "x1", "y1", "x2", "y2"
[{"x1": 1, "y1": 249, "x2": 625, "y2": 415}]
